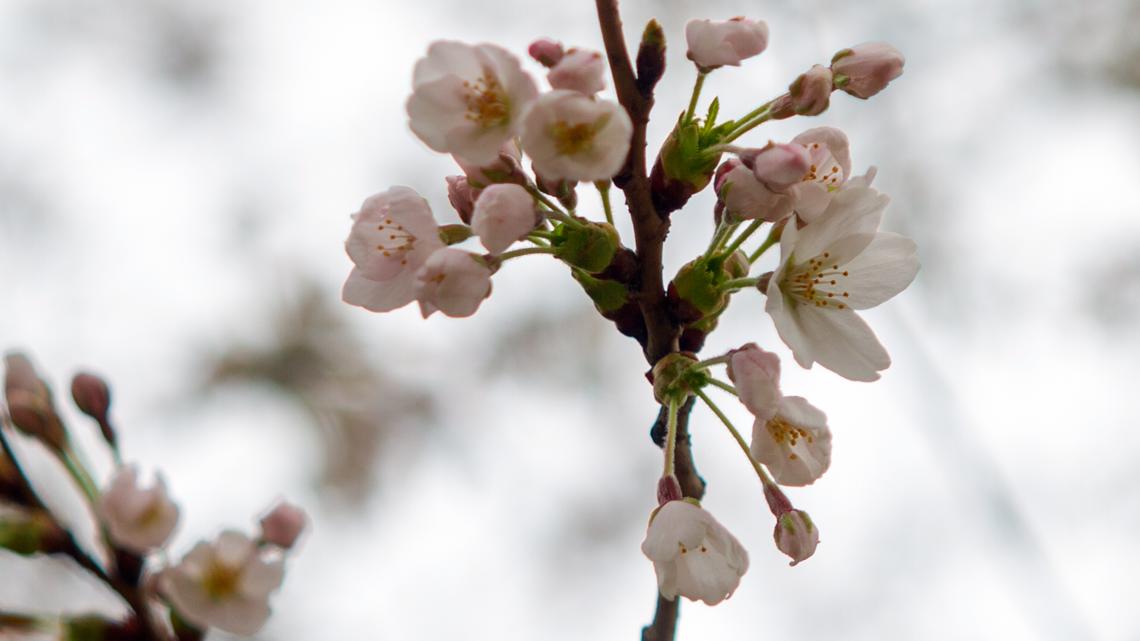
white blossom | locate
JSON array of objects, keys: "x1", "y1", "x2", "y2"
[
  {"x1": 788, "y1": 127, "x2": 853, "y2": 222},
  {"x1": 547, "y1": 49, "x2": 607, "y2": 96},
  {"x1": 520, "y1": 90, "x2": 632, "y2": 181},
  {"x1": 99, "y1": 465, "x2": 179, "y2": 554},
  {"x1": 161, "y1": 530, "x2": 285, "y2": 636},
  {"x1": 640, "y1": 500, "x2": 749, "y2": 605},
  {"x1": 684, "y1": 18, "x2": 769, "y2": 69},
  {"x1": 407, "y1": 42, "x2": 538, "y2": 165},
  {"x1": 342, "y1": 187, "x2": 445, "y2": 313},
  {"x1": 414, "y1": 248, "x2": 493, "y2": 318},
  {"x1": 471, "y1": 184, "x2": 537, "y2": 254},
  {"x1": 765, "y1": 186, "x2": 919, "y2": 381},
  {"x1": 751, "y1": 396, "x2": 832, "y2": 486}
]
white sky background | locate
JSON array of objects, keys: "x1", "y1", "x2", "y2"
[{"x1": 1, "y1": 0, "x2": 1139, "y2": 639}]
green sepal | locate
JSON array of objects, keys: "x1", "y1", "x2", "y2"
[
  {"x1": 571, "y1": 270, "x2": 629, "y2": 314},
  {"x1": 550, "y1": 221, "x2": 619, "y2": 273},
  {"x1": 438, "y1": 224, "x2": 474, "y2": 245}
]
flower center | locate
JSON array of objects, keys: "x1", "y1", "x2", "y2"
[
  {"x1": 375, "y1": 212, "x2": 417, "y2": 267},
  {"x1": 678, "y1": 542, "x2": 710, "y2": 555},
  {"x1": 802, "y1": 142, "x2": 842, "y2": 189},
  {"x1": 202, "y1": 561, "x2": 242, "y2": 601},
  {"x1": 767, "y1": 416, "x2": 814, "y2": 458},
  {"x1": 550, "y1": 119, "x2": 601, "y2": 155},
  {"x1": 463, "y1": 71, "x2": 510, "y2": 129},
  {"x1": 783, "y1": 251, "x2": 850, "y2": 309}
]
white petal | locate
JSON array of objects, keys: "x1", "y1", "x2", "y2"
[
  {"x1": 214, "y1": 530, "x2": 255, "y2": 568},
  {"x1": 640, "y1": 501, "x2": 706, "y2": 562},
  {"x1": 794, "y1": 306, "x2": 890, "y2": 381},
  {"x1": 765, "y1": 281, "x2": 816, "y2": 370},
  {"x1": 793, "y1": 187, "x2": 887, "y2": 262},
  {"x1": 212, "y1": 596, "x2": 271, "y2": 636},
  {"x1": 241, "y1": 557, "x2": 285, "y2": 598},
  {"x1": 342, "y1": 267, "x2": 417, "y2": 313},
  {"x1": 840, "y1": 232, "x2": 919, "y2": 309}
]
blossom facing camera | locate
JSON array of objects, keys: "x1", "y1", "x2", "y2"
[
  {"x1": 726, "y1": 343, "x2": 782, "y2": 422},
  {"x1": 259, "y1": 501, "x2": 307, "y2": 551},
  {"x1": 406, "y1": 41, "x2": 539, "y2": 165},
  {"x1": 764, "y1": 186, "x2": 919, "y2": 381},
  {"x1": 521, "y1": 91, "x2": 633, "y2": 181},
  {"x1": 750, "y1": 395, "x2": 832, "y2": 486},
  {"x1": 161, "y1": 530, "x2": 285, "y2": 636},
  {"x1": 641, "y1": 500, "x2": 749, "y2": 605},
  {"x1": 774, "y1": 509, "x2": 819, "y2": 566},
  {"x1": 831, "y1": 43, "x2": 905, "y2": 99},
  {"x1": 789, "y1": 65, "x2": 833, "y2": 116},
  {"x1": 471, "y1": 183, "x2": 538, "y2": 255},
  {"x1": 100, "y1": 465, "x2": 180, "y2": 553},
  {"x1": 342, "y1": 187, "x2": 445, "y2": 313},
  {"x1": 414, "y1": 248, "x2": 494, "y2": 318},
  {"x1": 684, "y1": 18, "x2": 769, "y2": 70},
  {"x1": 788, "y1": 127, "x2": 853, "y2": 222},
  {"x1": 547, "y1": 49, "x2": 607, "y2": 96}
]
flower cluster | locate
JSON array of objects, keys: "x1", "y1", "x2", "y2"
[
  {"x1": 343, "y1": 7, "x2": 913, "y2": 634},
  {"x1": 0, "y1": 354, "x2": 306, "y2": 639}
]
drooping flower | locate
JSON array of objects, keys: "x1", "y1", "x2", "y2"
[
  {"x1": 406, "y1": 42, "x2": 539, "y2": 165},
  {"x1": 750, "y1": 395, "x2": 832, "y2": 486},
  {"x1": 831, "y1": 43, "x2": 905, "y2": 99},
  {"x1": 789, "y1": 65, "x2": 833, "y2": 116},
  {"x1": 342, "y1": 187, "x2": 445, "y2": 313},
  {"x1": 764, "y1": 186, "x2": 919, "y2": 381},
  {"x1": 471, "y1": 184, "x2": 538, "y2": 255},
  {"x1": 161, "y1": 530, "x2": 284, "y2": 636},
  {"x1": 547, "y1": 49, "x2": 607, "y2": 96},
  {"x1": 99, "y1": 465, "x2": 179, "y2": 553},
  {"x1": 726, "y1": 343, "x2": 782, "y2": 421},
  {"x1": 520, "y1": 90, "x2": 633, "y2": 181},
  {"x1": 258, "y1": 501, "x2": 307, "y2": 551},
  {"x1": 717, "y1": 160, "x2": 794, "y2": 223},
  {"x1": 684, "y1": 18, "x2": 769, "y2": 70},
  {"x1": 641, "y1": 500, "x2": 749, "y2": 605},
  {"x1": 773, "y1": 509, "x2": 820, "y2": 566},
  {"x1": 413, "y1": 248, "x2": 494, "y2": 318}
]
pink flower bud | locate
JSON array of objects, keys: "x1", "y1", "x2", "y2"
[
  {"x1": 259, "y1": 501, "x2": 308, "y2": 550},
  {"x1": 3, "y1": 353, "x2": 67, "y2": 451},
  {"x1": 445, "y1": 175, "x2": 478, "y2": 225},
  {"x1": 547, "y1": 49, "x2": 606, "y2": 96},
  {"x1": 471, "y1": 184, "x2": 538, "y2": 255},
  {"x1": 414, "y1": 248, "x2": 493, "y2": 318},
  {"x1": 528, "y1": 38, "x2": 565, "y2": 68},
  {"x1": 789, "y1": 64, "x2": 833, "y2": 116},
  {"x1": 774, "y1": 509, "x2": 819, "y2": 566},
  {"x1": 685, "y1": 17, "x2": 769, "y2": 70},
  {"x1": 656, "y1": 474, "x2": 683, "y2": 505},
  {"x1": 726, "y1": 344, "x2": 781, "y2": 421},
  {"x1": 743, "y1": 143, "x2": 811, "y2": 191},
  {"x1": 831, "y1": 42, "x2": 905, "y2": 99}
]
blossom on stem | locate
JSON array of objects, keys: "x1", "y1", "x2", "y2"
[
  {"x1": 716, "y1": 160, "x2": 793, "y2": 223},
  {"x1": 726, "y1": 343, "x2": 782, "y2": 421},
  {"x1": 764, "y1": 186, "x2": 919, "y2": 381},
  {"x1": 100, "y1": 465, "x2": 179, "y2": 553},
  {"x1": 414, "y1": 248, "x2": 493, "y2": 318},
  {"x1": 789, "y1": 65, "x2": 833, "y2": 116},
  {"x1": 787, "y1": 127, "x2": 853, "y2": 222},
  {"x1": 161, "y1": 530, "x2": 285, "y2": 636},
  {"x1": 528, "y1": 38, "x2": 564, "y2": 68},
  {"x1": 773, "y1": 509, "x2": 820, "y2": 566},
  {"x1": 342, "y1": 187, "x2": 445, "y2": 313},
  {"x1": 751, "y1": 395, "x2": 832, "y2": 486},
  {"x1": 520, "y1": 90, "x2": 633, "y2": 181},
  {"x1": 684, "y1": 18, "x2": 769, "y2": 69},
  {"x1": 406, "y1": 42, "x2": 538, "y2": 165},
  {"x1": 547, "y1": 49, "x2": 607, "y2": 96},
  {"x1": 641, "y1": 500, "x2": 749, "y2": 605},
  {"x1": 471, "y1": 184, "x2": 538, "y2": 255},
  {"x1": 258, "y1": 501, "x2": 307, "y2": 550},
  {"x1": 831, "y1": 43, "x2": 905, "y2": 99},
  {"x1": 745, "y1": 143, "x2": 812, "y2": 192}
]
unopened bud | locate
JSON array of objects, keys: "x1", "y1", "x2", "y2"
[
  {"x1": 743, "y1": 143, "x2": 811, "y2": 191},
  {"x1": 528, "y1": 38, "x2": 564, "y2": 68},
  {"x1": 445, "y1": 175, "x2": 478, "y2": 224},
  {"x1": 71, "y1": 372, "x2": 116, "y2": 449},
  {"x1": 3, "y1": 353, "x2": 67, "y2": 451},
  {"x1": 259, "y1": 500, "x2": 308, "y2": 550},
  {"x1": 636, "y1": 20, "x2": 666, "y2": 95},
  {"x1": 789, "y1": 64, "x2": 833, "y2": 116},
  {"x1": 774, "y1": 509, "x2": 819, "y2": 566},
  {"x1": 831, "y1": 42, "x2": 905, "y2": 99},
  {"x1": 548, "y1": 49, "x2": 606, "y2": 96},
  {"x1": 656, "y1": 475, "x2": 683, "y2": 505},
  {"x1": 551, "y1": 222, "x2": 619, "y2": 273}
]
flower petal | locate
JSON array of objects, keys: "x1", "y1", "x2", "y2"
[
  {"x1": 793, "y1": 305, "x2": 890, "y2": 381},
  {"x1": 840, "y1": 232, "x2": 919, "y2": 309}
]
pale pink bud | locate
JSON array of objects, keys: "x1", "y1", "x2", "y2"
[
  {"x1": 414, "y1": 248, "x2": 493, "y2": 318},
  {"x1": 445, "y1": 175, "x2": 478, "y2": 225},
  {"x1": 3, "y1": 353, "x2": 67, "y2": 451},
  {"x1": 831, "y1": 42, "x2": 905, "y2": 99},
  {"x1": 744, "y1": 143, "x2": 811, "y2": 191},
  {"x1": 789, "y1": 64, "x2": 833, "y2": 116},
  {"x1": 726, "y1": 344, "x2": 781, "y2": 421},
  {"x1": 471, "y1": 184, "x2": 538, "y2": 255},
  {"x1": 774, "y1": 509, "x2": 819, "y2": 566},
  {"x1": 684, "y1": 17, "x2": 769, "y2": 69},
  {"x1": 259, "y1": 501, "x2": 307, "y2": 550},
  {"x1": 547, "y1": 49, "x2": 607, "y2": 96},
  {"x1": 528, "y1": 38, "x2": 565, "y2": 68},
  {"x1": 70, "y1": 372, "x2": 111, "y2": 423}
]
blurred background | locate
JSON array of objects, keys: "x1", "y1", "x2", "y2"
[{"x1": 1, "y1": 0, "x2": 1138, "y2": 639}]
